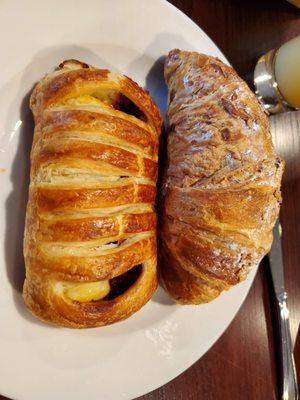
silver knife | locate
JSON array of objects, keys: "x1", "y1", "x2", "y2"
[{"x1": 268, "y1": 219, "x2": 298, "y2": 400}]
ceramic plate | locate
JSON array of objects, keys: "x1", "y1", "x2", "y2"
[{"x1": 0, "y1": 1, "x2": 257, "y2": 399}]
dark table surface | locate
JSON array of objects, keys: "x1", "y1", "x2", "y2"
[
  {"x1": 1, "y1": 2, "x2": 299, "y2": 400},
  {"x1": 136, "y1": 1, "x2": 300, "y2": 399}
]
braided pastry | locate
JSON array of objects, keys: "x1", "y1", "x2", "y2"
[
  {"x1": 160, "y1": 50, "x2": 283, "y2": 304},
  {"x1": 23, "y1": 60, "x2": 162, "y2": 327}
]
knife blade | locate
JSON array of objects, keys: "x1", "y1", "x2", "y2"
[{"x1": 268, "y1": 219, "x2": 298, "y2": 400}]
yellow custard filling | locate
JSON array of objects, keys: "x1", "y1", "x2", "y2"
[{"x1": 64, "y1": 280, "x2": 110, "y2": 302}]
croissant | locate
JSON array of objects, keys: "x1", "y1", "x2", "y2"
[
  {"x1": 23, "y1": 60, "x2": 162, "y2": 327},
  {"x1": 160, "y1": 50, "x2": 284, "y2": 304}
]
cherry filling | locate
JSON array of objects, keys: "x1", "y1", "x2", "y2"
[{"x1": 104, "y1": 264, "x2": 143, "y2": 300}]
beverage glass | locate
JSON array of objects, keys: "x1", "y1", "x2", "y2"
[{"x1": 254, "y1": 35, "x2": 300, "y2": 114}]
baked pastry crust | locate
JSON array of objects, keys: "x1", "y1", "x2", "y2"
[
  {"x1": 23, "y1": 59, "x2": 162, "y2": 327},
  {"x1": 161, "y1": 50, "x2": 284, "y2": 304}
]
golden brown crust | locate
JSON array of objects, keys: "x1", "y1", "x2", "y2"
[
  {"x1": 42, "y1": 110, "x2": 158, "y2": 157},
  {"x1": 28, "y1": 235, "x2": 156, "y2": 281},
  {"x1": 33, "y1": 183, "x2": 156, "y2": 212},
  {"x1": 35, "y1": 140, "x2": 157, "y2": 180},
  {"x1": 38, "y1": 212, "x2": 156, "y2": 242},
  {"x1": 160, "y1": 49, "x2": 284, "y2": 304},
  {"x1": 23, "y1": 60, "x2": 162, "y2": 327}
]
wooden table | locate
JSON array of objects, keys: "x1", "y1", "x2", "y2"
[
  {"x1": 1, "y1": 2, "x2": 299, "y2": 400},
  {"x1": 136, "y1": 1, "x2": 300, "y2": 399}
]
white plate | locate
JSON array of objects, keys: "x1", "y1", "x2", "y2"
[{"x1": 0, "y1": 1, "x2": 257, "y2": 399}]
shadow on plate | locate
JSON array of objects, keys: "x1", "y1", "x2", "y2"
[
  {"x1": 125, "y1": 32, "x2": 196, "y2": 117},
  {"x1": 4, "y1": 88, "x2": 37, "y2": 324},
  {"x1": 151, "y1": 285, "x2": 175, "y2": 306}
]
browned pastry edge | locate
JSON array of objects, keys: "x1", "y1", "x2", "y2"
[
  {"x1": 27, "y1": 235, "x2": 156, "y2": 281},
  {"x1": 30, "y1": 61, "x2": 161, "y2": 133},
  {"x1": 32, "y1": 183, "x2": 156, "y2": 213},
  {"x1": 24, "y1": 258, "x2": 157, "y2": 328},
  {"x1": 38, "y1": 212, "x2": 156, "y2": 242},
  {"x1": 42, "y1": 109, "x2": 158, "y2": 157}
]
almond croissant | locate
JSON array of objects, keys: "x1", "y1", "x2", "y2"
[{"x1": 160, "y1": 50, "x2": 283, "y2": 304}]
